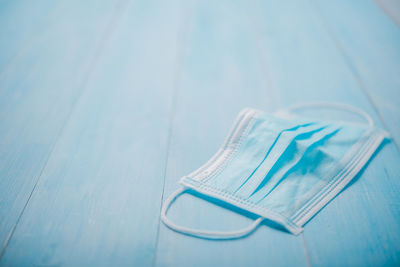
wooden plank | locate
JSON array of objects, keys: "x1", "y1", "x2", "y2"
[
  {"x1": 154, "y1": 1, "x2": 309, "y2": 266},
  {"x1": 0, "y1": 0, "x2": 184, "y2": 266},
  {"x1": 250, "y1": 0, "x2": 400, "y2": 266},
  {"x1": 0, "y1": 0, "x2": 123, "y2": 253},
  {"x1": 313, "y1": 0, "x2": 400, "y2": 148}
]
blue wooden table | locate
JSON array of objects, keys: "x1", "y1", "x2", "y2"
[{"x1": 0, "y1": 0, "x2": 399, "y2": 266}]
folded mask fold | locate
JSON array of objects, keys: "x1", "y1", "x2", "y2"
[
  {"x1": 186, "y1": 108, "x2": 262, "y2": 185},
  {"x1": 289, "y1": 128, "x2": 385, "y2": 225},
  {"x1": 226, "y1": 122, "x2": 317, "y2": 194},
  {"x1": 187, "y1": 108, "x2": 256, "y2": 180},
  {"x1": 234, "y1": 123, "x2": 334, "y2": 198},
  {"x1": 249, "y1": 125, "x2": 342, "y2": 204}
]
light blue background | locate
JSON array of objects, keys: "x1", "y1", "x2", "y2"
[{"x1": 0, "y1": 0, "x2": 399, "y2": 266}]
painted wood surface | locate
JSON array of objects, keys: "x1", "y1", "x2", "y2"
[
  {"x1": 0, "y1": 0, "x2": 123, "y2": 254},
  {"x1": 314, "y1": 0, "x2": 400, "y2": 148},
  {"x1": 0, "y1": 0, "x2": 183, "y2": 266},
  {"x1": 0, "y1": 0, "x2": 399, "y2": 266},
  {"x1": 249, "y1": 0, "x2": 400, "y2": 266}
]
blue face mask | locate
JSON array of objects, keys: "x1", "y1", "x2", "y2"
[{"x1": 161, "y1": 103, "x2": 389, "y2": 239}]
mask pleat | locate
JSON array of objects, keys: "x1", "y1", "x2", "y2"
[
  {"x1": 250, "y1": 126, "x2": 341, "y2": 204},
  {"x1": 223, "y1": 122, "x2": 314, "y2": 193},
  {"x1": 234, "y1": 123, "x2": 330, "y2": 198}
]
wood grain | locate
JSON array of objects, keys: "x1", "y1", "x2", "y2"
[
  {"x1": 314, "y1": 0, "x2": 400, "y2": 149},
  {"x1": 0, "y1": 0, "x2": 399, "y2": 266},
  {"x1": 0, "y1": 0, "x2": 123, "y2": 254},
  {"x1": 0, "y1": 0, "x2": 184, "y2": 266}
]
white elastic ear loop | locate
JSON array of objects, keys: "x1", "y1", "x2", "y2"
[
  {"x1": 285, "y1": 102, "x2": 374, "y2": 127},
  {"x1": 161, "y1": 188, "x2": 263, "y2": 240}
]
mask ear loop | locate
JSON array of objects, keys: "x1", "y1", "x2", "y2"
[
  {"x1": 284, "y1": 102, "x2": 374, "y2": 127},
  {"x1": 161, "y1": 188, "x2": 263, "y2": 240}
]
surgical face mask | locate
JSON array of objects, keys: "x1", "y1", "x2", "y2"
[{"x1": 161, "y1": 103, "x2": 389, "y2": 239}]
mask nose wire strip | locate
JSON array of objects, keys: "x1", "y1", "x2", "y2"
[
  {"x1": 285, "y1": 102, "x2": 374, "y2": 127},
  {"x1": 160, "y1": 188, "x2": 264, "y2": 240}
]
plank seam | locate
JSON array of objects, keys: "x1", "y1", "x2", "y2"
[
  {"x1": 310, "y1": 0, "x2": 400, "y2": 154},
  {"x1": 0, "y1": 0, "x2": 131, "y2": 260},
  {"x1": 302, "y1": 234, "x2": 312, "y2": 267},
  {"x1": 151, "y1": 1, "x2": 190, "y2": 266},
  {"x1": 246, "y1": 3, "x2": 280, "y2": 111}
]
